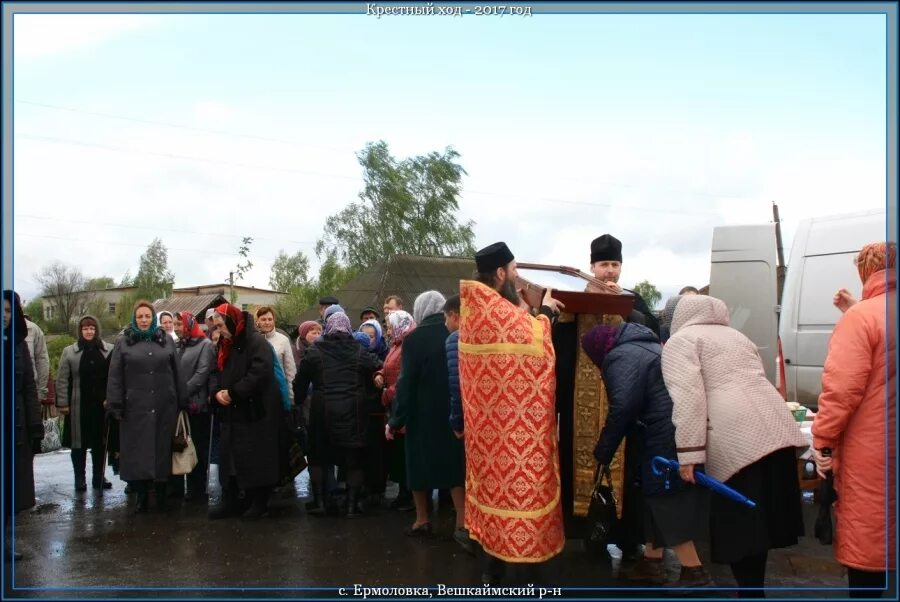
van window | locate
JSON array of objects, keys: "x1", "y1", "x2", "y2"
[{"x1": 798, "y1": 253, "x2": 862, "y2": 326}]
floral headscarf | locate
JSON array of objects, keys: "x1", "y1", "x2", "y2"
[
  {"x1": 324, "y1": 312, "x2": 352, "y2": 336},
  {"x1": 215, "y1": 303, "x2": 246, "y2": 371},
  {"x1": 179, "y1": 311, "x2": 206, "y2": 340},
  {"x1": 387, "y1": 310, "x2": 416, "y2": 344},
  {"x1": 856, "y1": 242, "x2": 897, "y2": 284}
]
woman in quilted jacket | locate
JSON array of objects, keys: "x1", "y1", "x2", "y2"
[
  {"x1": 813, "y1": 242, "x2": 896, "y2": 598},
  {"x1": 375, "y1": 310, "x2": 416, "y2": 511},
  {"x1": 662, "y1": 294, "x2": 807, "y2": 597},
  {"x1": 582, "y1": 318, "x2": 710, "y2": 588}
]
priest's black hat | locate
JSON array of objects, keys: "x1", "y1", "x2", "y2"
[
  {"x1": 318, "y1": 296, "x2": 339, "y2": 306},
  {"x1": 475, "y1": 242, "x2": 515, "y2": 273},
  {"x1": 590, "y1": 234, "x2": 623, "y2": 263}
]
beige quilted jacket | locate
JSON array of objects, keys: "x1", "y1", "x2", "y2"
[{"x1": 661, "y1": 295, "x2": 807, "y2": 482}]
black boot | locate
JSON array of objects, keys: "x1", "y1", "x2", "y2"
[
  {"x1": 91, "y1": 450, "x2": 112, "y2": 491},
  {"x1": 208, "y1": 481, "x2": 241, "y2": 520},
  {"x1": 72, "y1": 450, "x2": 87, "y2": 492},
  {"x1": 134, "y1": 482, "x2": 149, "y2": 514},
  {"x1": 240, "y1": 488, "x2": 269, "y2": 521},
  {"x1": 307, "y1": 480, "x2": 327, "y2": 516},
  {"x1": 155, "y1": 483, "x2": 169, "y2": 512},
  {"x1": 346, "y1": 486, "x2": 364, "y2": 519}
]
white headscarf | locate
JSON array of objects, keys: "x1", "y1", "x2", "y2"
[{"x1": 413, "y1": 290, "x2": 446, "y2": 324}]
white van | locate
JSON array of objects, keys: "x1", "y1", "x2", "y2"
[
  {"x1": 778, "y1": 209, "x2": 886, "y2": 410},
  {"x1": 709, "y1": 208, "x2": 885, "y2": 410}
]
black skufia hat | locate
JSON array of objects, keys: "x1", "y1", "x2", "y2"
[
  {"x1": 590, "y1": 234, "x2": 623, "y2": 263},
  {"x1": 475, "y1": 242, "x2": 515, "y2": 273}
]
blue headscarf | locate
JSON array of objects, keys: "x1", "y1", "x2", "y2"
[
  {"x1": 353, "y1": 331, "x2": 372, "y2": 349},
  {"x1": 360, "y1": 319, "x2": 386, "y2": 354}
]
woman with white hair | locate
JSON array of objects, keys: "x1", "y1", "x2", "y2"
[
  {"x1": 386, "y1": 291, "x2": 466, "y2": 537},
  {"x1": 662, "y1": 294, "x2": 807, "y2": 595}
]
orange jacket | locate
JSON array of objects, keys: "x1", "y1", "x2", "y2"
[{"x1": 813, "y1": 269, "x2": 896, "y2": 572}]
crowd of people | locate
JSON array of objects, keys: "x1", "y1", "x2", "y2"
[{"x1": 1, "y1": 236, "x2": 895, "y2": 597}]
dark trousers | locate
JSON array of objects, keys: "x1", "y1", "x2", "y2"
[
  {"x1": 848, "y1": 568, "x2": 890, "y2": 598},
  {"x1": 730, "y1": 551, "x2": 768, "y2": 598},
  {"x1": 71, "y1": 448, "x2": 104, "y2": 483},
  {"x1": 186, "y1": 413, "x2": 211, "y2": 496}
]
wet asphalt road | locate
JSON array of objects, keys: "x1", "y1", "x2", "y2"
[{"x1": 3, "y1": 450, "x2": 854, "y2": 599}]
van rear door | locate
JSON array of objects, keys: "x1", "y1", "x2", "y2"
[
  {"x1": 709, "y1": 224, "x2": 779, "y2": 385},
  {"x1": 779, "y1": 210, "x2": 884, "y2": 409}
]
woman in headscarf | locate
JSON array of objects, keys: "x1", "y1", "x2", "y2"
[
  {"x1": 295, "y1": 311, "x2": 381, "y2": 518},
  {"x1": 56, "y1": 316, "x2": 114, "y2": 492},
  {"x1": 157, "y1": 311, "x2": 179, "y2": 345},
  {"x1": 3, "y1": 291, "x2": 42, "y2": 561},
  {"x1": 107, "y1": 300, "x2": 187, "y2": 513},
  {"x1": 359, "y1": 319, "x2": 388, "y2": 361},
  {"x1": 376, "y1": 309, "x2": 417, "y2": 511},
  {"x1": 813, "y1": 242, "x2": 896, "y2": 598},
  {"x1": 662, "y1": 294, "x2": 807, "y2": 594},
  {"x1": 386, "y1": 291, "x2": 466, "y2": 537},
  {"x1": 353, "y1": 324, "x2": 390, "y2": 508},
  {"x1": 207, "y1": 303, "x2": 283, "y2": 520},
  {"x1": 582, "y1": 314, "x2": 709, "y2": 587},
  {"x1": 173, "y1": 312, "x2": 217, "y2": 503}
]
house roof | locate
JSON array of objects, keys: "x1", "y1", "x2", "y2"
[
  {"x1": 152, "y1": 294, "x2": 229, "y2": 318},
  {"x1": 292, "y1": 254, "x2": 476, "y2": 328},
  {"x1": 172, "y1": 283, "x2": 286, "y2": 295}
]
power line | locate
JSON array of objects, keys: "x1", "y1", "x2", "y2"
[
  {"x1": 18, "y1": 131, "x2": 722, "y2": 217},
  {"x1": 16, "y1": 213, "x2": 317, "y2": 246},
  {"x1": 15, "y1": 99, "x2": 353, "y2": 154},
  {"x1": 15, "y1": 232, "x2": 283, "y2": 263},
  {"x1": 16, "y1": 132, "x2": 363, "y2": 181}
]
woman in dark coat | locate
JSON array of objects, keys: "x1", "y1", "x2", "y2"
[
  {"x1": 107, "y1": 300, "x2": 187, "y2": 513},
  {"x1": 386, "y1": 291, "x2": 466, "y2": 536},
  {"x1": 295, "y1": 311, "x2": 381, "y2": 518},
  {"x1": 208, "y1": 303, "x2": 282, "y2": 520},
  {"x1": 3, "y1": 290, "x2": 42, "y2": 561},
  {"x1": 175, "y1": 312, "x2": 216, "y2": 502},
  {"x1": 582, "y1": 320, "x2": 710, "y2": 588},
  {"x1": 56, "y1": 315, "x2": 114, "y2": 492}
]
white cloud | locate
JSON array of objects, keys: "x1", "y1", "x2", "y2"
[
  {"x1": 192, "y1": 101, "x2": 235, "y2": 123},
  {"x1": 14, "y1": 14, "x2": 164, "y2": 60}
]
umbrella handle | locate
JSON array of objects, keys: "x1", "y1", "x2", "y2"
[{"x1": 651, "y1": 456, "x2": 679, "y2": 476}]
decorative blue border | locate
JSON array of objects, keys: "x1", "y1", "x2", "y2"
[{"x1": 1, "y1": 1, "x2": 896, "y2": 600}]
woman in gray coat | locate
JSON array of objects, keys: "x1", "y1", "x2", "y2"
[
  {"x1": 175, "y1": 311, "x2": 216, "y2": 502},
  {"x1": 56, "y1": 315, "x2": 114, "y2": 492},
  {"x1": 107, "y1": 300, "x2": 187, "y2": 513}
]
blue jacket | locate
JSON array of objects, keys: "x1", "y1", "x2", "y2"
[
  {"x1": 445, "y1": 330, "x2": 463, "y2": 433},
  {"x1": 594, "y1": 322, "x2": 684, "y2": 497}
]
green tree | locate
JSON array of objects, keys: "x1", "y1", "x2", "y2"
[
  {"x1": 632, "y1": 280, "x2": 662, "y2": 310},
  {"x1": 316, "y1": 141, "x2": 476, "y2": 271},
  {"x1": 272, "y1": 250, "x2": 358, "y2": 327},
  {"x1": 134, "y1": 238, "x2": 175, "y2": 301},
  {"x1": 229, "y1": 236, "x2": 254, "y2": 303},
  {"x1": 47, "y1": 335, "x2": 76, "y2": 377},
  {"x1": 269, "y1": 249, "x2": 311, "y2": 293},
  {"x1": 119, "y1": 269, "x2": 134, "y2": 287},
  {"x1": 23, "y1": 297, "x2": 44, "y2": 322},
  {"x1": 85, "y1": 276, "x2": 117, "y2": 290},
  {"x1": 34, "y1": 261, "x2": 87, "y2": 331}
]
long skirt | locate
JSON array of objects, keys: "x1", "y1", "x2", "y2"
[
  {"x1": 710, "y1": 446, "x2": 804, "y2": 564},
  {"x1": 644, "y1": 486, "x2": 709, "y2": 548}
]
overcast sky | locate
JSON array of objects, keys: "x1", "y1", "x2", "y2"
[{"x1": 12, "y1": 10, "x2": 887, "y2": 307}]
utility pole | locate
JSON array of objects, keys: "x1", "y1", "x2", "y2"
[
  {"x1": 773, "y1": 202, "x2": 786, "y2": 308},
  {"x1": 229, "y1": 271, "x2": 235, "y2": 305}
]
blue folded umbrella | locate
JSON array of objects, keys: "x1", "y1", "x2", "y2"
[{"x1": 651, "y1": 456, "x2": 757, "y2": 508}]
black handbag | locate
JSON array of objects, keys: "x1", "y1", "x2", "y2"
[{"x1": 584, "y1": 465, "x2": 618, "y2": 554}]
